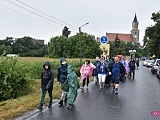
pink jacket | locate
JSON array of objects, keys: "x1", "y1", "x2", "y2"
[{"x1": 80, "y1": 63, "x2": 96, "y2": 82}]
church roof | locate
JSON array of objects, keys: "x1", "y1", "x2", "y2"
[
  {"x1": 106, "y1": 33, "x2": 134, "y2": 42},
  {"x1": 133, "y1": 14, "x2": 138, "y2": 22}
]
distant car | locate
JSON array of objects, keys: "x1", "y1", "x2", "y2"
[
  {"x1": 151, "y1": 59, "x2": 160, "y2": 74},
  {"x1": 146, "y1": 60, "x2": 154, "y2": 67},
  {"x1": 157, "y1": 64, "x2": 160, "y2": 79},
  {"x1": 143, "y1": 60, "x2": 148, "y2": 66}
]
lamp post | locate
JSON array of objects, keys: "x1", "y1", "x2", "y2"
[
  {"x1": 79, "y1": 22, "x2": 89, "y2": 66},
  {"x1": 129, "y1": 50, "x2": 136, "y2": 59}
]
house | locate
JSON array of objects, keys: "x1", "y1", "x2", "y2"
[
  {"x1": 106, "y1": 33, "x2": 134, "y2": 42},
  {"x1": 32, "y1": 39, "x2": 44, "y2": 45}
]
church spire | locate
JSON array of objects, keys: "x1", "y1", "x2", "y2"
[
  {"x1": 131, "y1": 13, "x2": 139, "y2": 43},
  {"x1": 133, "y1": 13, "x2": 138, "y2": 22}
]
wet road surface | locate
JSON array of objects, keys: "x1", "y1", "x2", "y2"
[{"x1": 14, "y1": 62, "x2": 160, "y2": 120}]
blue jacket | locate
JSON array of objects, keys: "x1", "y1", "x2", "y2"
[
  {"x1": 109, "y1": 61, "x2": 126, "y2": 75},
  {"x1": 57, "y1": 64, "x2": 68, "y2": 83},
  {"x1": 97, "y1": 62, "x2": 108, "y2": 74}
]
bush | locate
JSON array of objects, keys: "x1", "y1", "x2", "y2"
[{"x1": 0, "y1": 56, "x2": 33, "y2": 102}]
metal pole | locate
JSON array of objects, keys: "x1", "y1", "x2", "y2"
[
  {"x1": 79, "y1": 22, "x2": 89, "y2": 66},
  {"x1": 79, "y1": 27, "x2": 82, "y2": 66}
]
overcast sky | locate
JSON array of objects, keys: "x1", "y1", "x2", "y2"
[{"x1": 0, "y1": 0, "x2": 160, "y2": 44}]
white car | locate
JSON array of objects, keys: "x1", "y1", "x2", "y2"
[
  {"x1": 143, "y1": 60, "x2": 148, "y2": 66},
  {"x1": 157, "y1": 64, "x2": 160, "y2": 79},
  {"x1": 151, "y1": 59, "x2": 160, "y2": 74},
  {"x1": 146, "y1": 60, "x2": 154, "y2": 67}
]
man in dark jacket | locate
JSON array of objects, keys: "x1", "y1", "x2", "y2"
[
  {"x1": 105, "y1": 56, "x2": 112, "y2": 86},
  {"x1": 57, "y1": 57, "x2": 69, "y2": 106},
  {"x1": 37, "y1": 61, "x2": 54, "y2": 111},
  {"x1": 108, "y1": 57, "x2": 126, "y2": 94},
  {"x1": 129, "y1": 58, "x2": 136, "y2": 79}
]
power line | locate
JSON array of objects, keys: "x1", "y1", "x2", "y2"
[
  {"x1": 15, "y1": 0, "x2": 77, "y2": 29},
  {"x1": 0, "y1": 3, "x2": 57, "y2": 27},
  {"x1": 3, "y1": 0, "x2": 78, "y2": 31},
  {"x1": 3, "y1": 0, "x2": 65, "y2": 26}
]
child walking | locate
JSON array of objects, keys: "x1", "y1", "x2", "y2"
[{"x1": 37, "y1": 61, "x2": 54, "y2": 111}]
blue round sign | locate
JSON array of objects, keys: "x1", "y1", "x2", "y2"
[{"x1": 100, "y1": 36, "x2": 109, "y2": 44}]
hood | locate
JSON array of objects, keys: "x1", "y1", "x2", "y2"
[
  {"x1": 60, "y1": 57, "x2": 67, "y2": 65},
  {"x1": 43, "y1": 61, "x2": 51, "y2": 70},
  {"x1": 67, "y1": 65, "x2": 74, "y2": 74}
]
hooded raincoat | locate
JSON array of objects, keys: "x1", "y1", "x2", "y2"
[
  {"x1": 42, "y1": 61, "x2": 54, "y2": 90},
  {"x1": 80, "y1": 62, "x2": 96, "y2": 82},
  {"x1": 61, "y1": 65, "x2": 80, "y2": 104}
]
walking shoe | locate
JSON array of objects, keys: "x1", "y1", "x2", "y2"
[
  {"x1": 99, "y1": 88, "x2": 102, "y2": 91},
  {"x1": 115, "y1": 89, "x2": 118, "y2": 94},
  {"x1": 58, "y1": 100, "x2": 63, "y2": 106},
  {"x1": 133, "y1": 76, "x2": 135, "y2": 79},
  {"x1": 67, "y1": 104, "x2": 73, "y2": 110},
  {"x1": 86, "y1": 86, "x2": 88, "y2": 90},
  {"x1": 48, "y1": 103, "x2": 52, "y2": 108},
  {"x1": 81, "y1": 87, "x2": 84, "y2": 92},
  {"x1": 113, "y1": 86, "x2": 115, "y2": 92},
  {"x1": 37, "y1": 105, "x2": 43, "y2": 111}
]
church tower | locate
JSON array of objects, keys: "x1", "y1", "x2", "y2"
[{"x1": 131, "y1": 14, "x2": 139, "y2": 43}]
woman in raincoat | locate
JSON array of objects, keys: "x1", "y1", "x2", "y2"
[
  {"x1": 80, "y1": 60, "x2": 96, "y2": 91},
  {"x1": 61, "y1": 65, "x2": 80, "y2": 109}
]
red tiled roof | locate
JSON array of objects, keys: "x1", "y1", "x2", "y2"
[
  {"x1": 32, "y1": 39, "x2": 44, "y2": 45},
  {"x1": 106, "y1": 33, "x2": 134, "y2": 42}
]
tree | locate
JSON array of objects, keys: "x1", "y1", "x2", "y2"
[
  {"x1": 48, "y1": 33, "x2": 102, "y2": 58},
  {"x1": 62, "y1": 26, "x2": 71, "y2": 38},
  {"x1": 143, "y1": 11, "x2": 160, "y2": 58},
  {"x1": 109, "y1": 35, "x2": 127, "y2": 57}
]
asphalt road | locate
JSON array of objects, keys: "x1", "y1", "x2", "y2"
[{"x1": 14, "y1": 62, "x2": 160, "y2": 120}]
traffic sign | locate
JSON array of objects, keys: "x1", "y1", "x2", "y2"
[{"x1": 100, "y1": 36, "x2": 109, "y2": 44}]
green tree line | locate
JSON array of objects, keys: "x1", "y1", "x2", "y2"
[
  {"x1": 0, "y1": 36, "x2": 48, "y2": 57},
  {"x1": 143, "y1": 11, "x2": 160, "y2": 58}
]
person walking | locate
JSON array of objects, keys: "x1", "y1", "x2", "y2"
[
  {"x1": 135, "y1": 58, "x2": 139, "y2": 69},
  {"x1": 125, "y1": 58, "x2": 130, "y2": 77},
  {"x1": 129, "y1": 58, "x2": 136, "y2": 79},
  {"x1": 121, "y1": 57, "x2": 126, "y2": 68},
  {"x1": 57, "y1": 57, "x2": 69, "y2": 106},
  {"x1": 109, "y1": 57, "x2": 126, "y2": 94},
  {"x1": 97, "y1": 58, "x2": 108, "y2": 91},
  {"x1": 92, "y1": 57, "x2": 100, "y2": 84},
  {"x1": 80, "y1": 60, "x2": 96, "y2": 91},
  {"x1": 61, "y1": 65, "x2": 80, "y2": 110},
  {"x1": 37, "y1": 61, "x2": 54, "y2": 111},
  {"x1": 105, "y1": 56, "x2": 112, "y2": 86}
]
